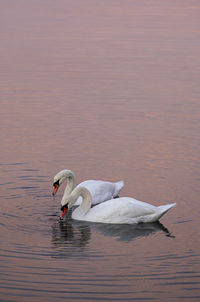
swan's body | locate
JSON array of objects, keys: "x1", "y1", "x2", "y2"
[
  {"x1": 53, "y1": 169, "x2": 124, "y2": 206},
  {"x1": 61, "y1": 186, "x2": 176, "y2": 224}
]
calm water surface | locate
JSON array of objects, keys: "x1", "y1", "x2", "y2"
[{"x1": 1, "y1": 0, "x2": 200, "y2": 301}]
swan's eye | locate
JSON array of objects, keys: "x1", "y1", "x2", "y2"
[
  {"x1": 61, "y1": 204, "x2": 68, "y2": 211},
  {"x1": 53, "y1": 180, "x2": 59, "y2": 187},
  {"x1": 60, "y1": 204, "x2": 68, "y2": 212},
  {"x1": 52, "y1": 180, "x2": 60, "y2": 195}
]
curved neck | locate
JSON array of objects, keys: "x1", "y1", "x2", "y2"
[
  {"x1": 70, "y1": 187, "x2": 92, "y2": 215},
  {"x1": 61, "y1": 170, "x2": 75, "y2": 201}
]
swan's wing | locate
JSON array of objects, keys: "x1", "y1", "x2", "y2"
[
  {"x1": 85, "y1": 197, "x2": 156, "y2": 223},
  {"x1": 76, "y1": 180, "x2": 121, "y2": 205}
]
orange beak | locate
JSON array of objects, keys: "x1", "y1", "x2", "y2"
[
  {"x1": 60, "y1": 207, "x2": 68, "y2": 219},
  {"x1": 52, "y1": 183, "x2": 59, "y2": 196}
]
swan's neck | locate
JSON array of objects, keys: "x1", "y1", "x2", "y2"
[
  {"x1": 70, "y1": 187, "x2": 92, "y2": 215},
  {"x1": 64, "y1": 175, "x2": 75, "y2": 195},
  {"x1": 61, "y1": 171, "x2": 75, "y2": 201}
]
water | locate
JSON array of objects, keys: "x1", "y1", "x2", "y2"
[{"x1": 0, "y1": 0, "x2": 200, "y2": 301}]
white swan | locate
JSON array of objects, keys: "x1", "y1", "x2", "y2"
[
  {"x1": 60, "y1": 186, "x2": 176, "y2": 224},
  {"x1": 53, "y1": 169, "x2": 124, "y2": 206}
]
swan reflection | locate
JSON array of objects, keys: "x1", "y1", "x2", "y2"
[
  {"x1": 89, "y1": 220, "x2": 173, "y2": 241},
  {"x1": 51, "y1": 216, "x2": 91, "y2": 248},
  {"x1": 51, "y1": 211, "x2": 174, "y2": 254}
]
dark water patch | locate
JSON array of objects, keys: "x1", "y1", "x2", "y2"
[
  {"x1": 177, "y1": 297, "x2": 200, "y2": 300},
  {"x1": 1, "y1": 212, "x2": 21, "y2": 218},
  {"x1": 151, "y1": 274, "x2": 200, "y2": 281},
  {"x1": 4, "y1": 195, "x2": 21, "y2": 199},
  {"x1": 145, "y1": 253, "x2": 198, "y2": 261},
  {"x1": 0, "y1": 181, "x2": 16, "y2": 186},
  {"x1": 17, "y1": 176, "x2": 48, "y2": 182},
  {"x1": 0, "y1": 247, "x2": 53, "y2": 260},
  {"x1": 174, "y1": 219, "x2": 192, "y2": 224},
  {"x1": 9, "y1": 186, "x2": 39, "y2": 190},
  {"x1": 160, "y1": 281, "x2": 200, "y2": 286},
  {"x1": 22, "y1": 168, "x2": 40, "y2": 172},
  {"x1": 0, "y1": 162, "x2": 27, "y2": 166}
]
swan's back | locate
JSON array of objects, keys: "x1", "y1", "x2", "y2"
[
  {"x1": 72, "y1": 196, "x2": 176, "y2": 224},
  {"x1": 84, "y1": 197, "x2": 155, "y2": 223},
  {"x1": 74, "y1": 179, "x2": 124, "y2": 205}
]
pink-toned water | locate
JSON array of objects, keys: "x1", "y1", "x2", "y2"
[{"x1": 0, "y1": 1, "x2": 200, "y2": 301}]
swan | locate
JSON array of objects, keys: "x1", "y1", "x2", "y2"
[
  {"x1": 53, "y1": 169, "x2": 124, "y2": 206},
  {"x1": 60, "y1": 186, "x2": 176, "y2": 224}
]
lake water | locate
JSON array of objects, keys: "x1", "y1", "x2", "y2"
[{"x1": 0, "y1": 0, "x2": 200, "y2": 301}]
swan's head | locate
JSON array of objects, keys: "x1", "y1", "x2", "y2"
[
  {"x1": 60, "y1": 194, "x2": 74, "y2": 220},
  {"x1": 60, "y1": 204, "x2": 69, "y2": 220},
  {"x1": 60, "y1": 186, "x2": 92, "y2": 220},
  {"x1": 52, "y1": 169, "x2": 74, "y2": 195}
]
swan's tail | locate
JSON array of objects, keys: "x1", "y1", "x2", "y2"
[
  {"x1": 114, "y1": 180, "x2": 124, "y2": 197},
  {"x1": 157, "y1": 203, "x2": 176, "y2": 219}
]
